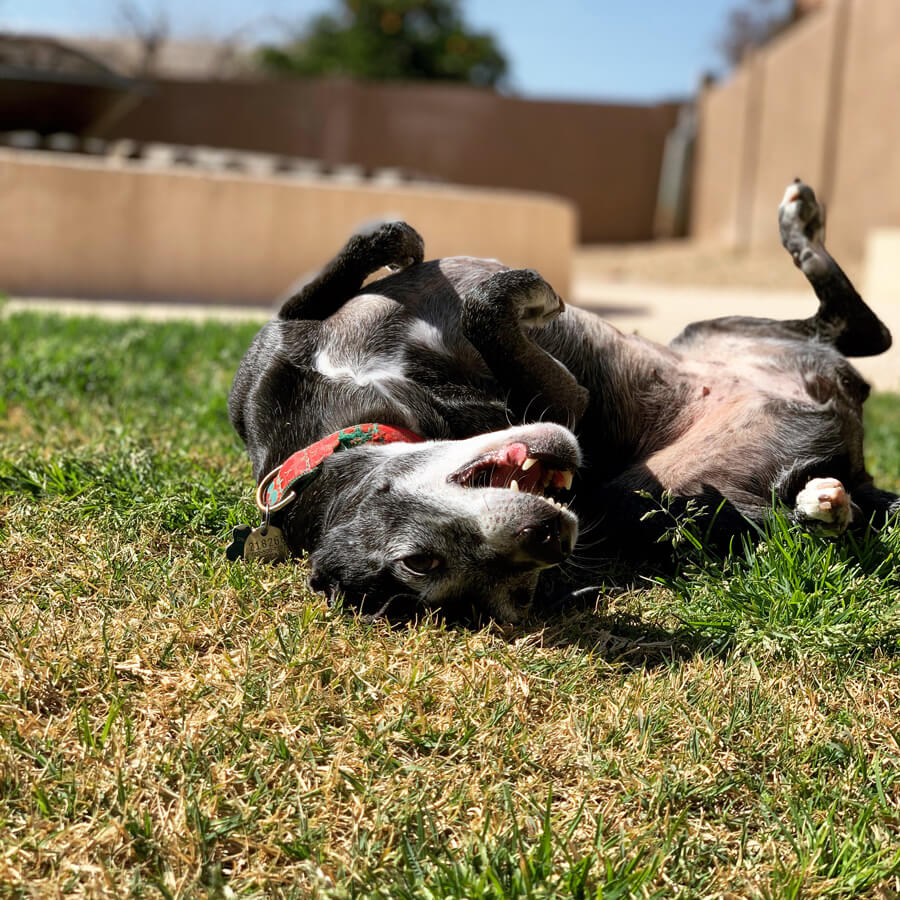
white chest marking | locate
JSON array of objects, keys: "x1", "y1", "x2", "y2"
[
  {"x1": 408, "y1": 318, "x2": 451, "y2": 356},
  {"x1": 314, "y1": 349, "x2": 407, "y2": 387},
  {"x1": 314, "y1": 348, "x2": 418, "y2": 430}
]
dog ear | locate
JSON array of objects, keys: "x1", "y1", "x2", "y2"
[{"x1": 307, "y1": 558, "x2": 337, "y2": 599}]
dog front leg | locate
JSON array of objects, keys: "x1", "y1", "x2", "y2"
[
  {"x1": 278, "y1": 221, "x2": 424, "y2": 321},
  {"x1": 460, "y1": 269, "x2": 589, "y2": 428}
]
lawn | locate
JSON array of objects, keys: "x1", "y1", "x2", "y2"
[{"x1": 2, "y1": 310, "x2": 900, "y2": 898}]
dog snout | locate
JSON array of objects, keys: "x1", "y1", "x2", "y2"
[{"x1": 515, "y1": 512, "x2": 576, "y2": 565}]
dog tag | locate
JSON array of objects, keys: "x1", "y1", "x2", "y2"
[{"x1": 243, "y1": 524, "x2": 290, "y2": 563}]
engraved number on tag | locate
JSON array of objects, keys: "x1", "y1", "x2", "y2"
[{"x1": 243, "y1": 524, "x2": 290, "y2": 563}]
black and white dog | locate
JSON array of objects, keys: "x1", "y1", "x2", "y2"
[{"x1": 229, "y1": 181, "x2": 898, "y2": 621}]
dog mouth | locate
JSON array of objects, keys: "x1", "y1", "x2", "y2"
[{"x1": 448, "y1": 440, "x2": 575, "y2": 507}]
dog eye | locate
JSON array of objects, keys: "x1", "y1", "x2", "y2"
[{"x1": 399, "y1": 553, "x2": 443, "y2": 575}]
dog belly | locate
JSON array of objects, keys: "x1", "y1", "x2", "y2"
[{"x1": 643, "y1": 394, "x2": 779, "y2": 493}]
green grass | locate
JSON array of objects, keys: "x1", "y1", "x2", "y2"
[{"x1": 2, "y1": 310, "x2": 900, "y2": 898}]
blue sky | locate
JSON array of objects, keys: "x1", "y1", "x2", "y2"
[{"x1": 3, "y1": 0, "x2": 765, "y2": 102}]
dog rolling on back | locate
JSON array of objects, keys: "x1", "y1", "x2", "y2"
[{"x1": 229, "y1": 183, "x2": 899, "y2": 621}]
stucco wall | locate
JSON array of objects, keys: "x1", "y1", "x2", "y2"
[
  {"x1": 691, "y1": 67, "x2": 752, "y2": 246},
  {"x1": 829, "y1": 0, "x2": 900, "y2": 258},
  {"x1": 691, "y1": 0, "x2": 900, "y2": 261},
  {"x1": 100, "y1": 78, "x2": 679, "y2": 244},
  {"x1": 747, "y1": 7, "x2": 838, "y2": 247},
  {"x1": 0, "y1": 149, "x2": 575, "y2": 303}
]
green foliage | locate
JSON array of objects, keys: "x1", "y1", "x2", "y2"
[
  {"x1": 660, "y1": 507, "x2": 900, "y2": 660},
  {"x1": 0, "y1": 311, "x2": 259, "y2": 447},
  {"x1": 860, "y1": 393, "x2": 900, "y2": 488},
  {"x1": 256, "y1": 0, "x2": 508, "y2": 86}
]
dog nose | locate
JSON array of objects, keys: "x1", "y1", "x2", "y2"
[{"x1": 515, "y1": 513, "x2": 575, "y2": 565}]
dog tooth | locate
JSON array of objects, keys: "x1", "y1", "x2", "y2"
[
  {"x1": 510, "y1": 479, "x2": 520, "y2": 492},
  {"x1": 521, "y1": 457, "x2": 538, "y2": 472},
  {"x1": 560, "y1": 471, "x2": 574, "y2": 490}
]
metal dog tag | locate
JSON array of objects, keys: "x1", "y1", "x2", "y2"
[{"x1": 243, "y1": 524, "x2": 290, "y2": 563}]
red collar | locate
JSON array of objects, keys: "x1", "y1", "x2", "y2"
[{"x1": 255, "y1": 423, "x2": 424, "y2": 513}]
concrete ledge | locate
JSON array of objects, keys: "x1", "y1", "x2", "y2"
[
  {"x1": 864, "y1": 229, "x2": 900, "y2": 306},
  {"x1": 2, "y1": 296, "x2": 272, "y2": 323},
  {"x1": 0, "y1": 148, "x2": 575, "y2": 304},
  {"x1": 575, "y1": 279, "x2": 900, "y2": 393}
]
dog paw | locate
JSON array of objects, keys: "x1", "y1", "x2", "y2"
[
  {"x1": 778, "y1": 180, "x2": 828, "y2": 276},
  {"x1": 354, "y1": 220, "x2": 425, "y2": 273},
  {"x1": 794, "y1": 477, "x2": 854, "y2": 536},
  {"x1": 502, "y1": 269, "x2": 564, "y2": 329},
  {"x1": 462, "y1": 269, "x2": 563, "y2": 336},
  {"x1": 520, "y1": 284, "x2": 564, "y2": 328}
]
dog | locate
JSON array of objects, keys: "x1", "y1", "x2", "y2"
[{"x1": 228, "y1": 181, "x2": 899, "y2": 622}]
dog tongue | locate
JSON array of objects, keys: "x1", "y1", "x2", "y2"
[
  {"x1": 487, "y1": 441, "x2": 547, "y2": 491},
  {"x1": 502, "y1": 442, "x2": 528, "y2": 466}
]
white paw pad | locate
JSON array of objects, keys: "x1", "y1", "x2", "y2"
[
  {"x1": 794, "y1": 477, "x2": 854, "y2": 535},
  {"x1": 519, "y1": 283, "x2": 564, "y2": 329}
]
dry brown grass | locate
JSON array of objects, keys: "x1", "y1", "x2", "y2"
[{"x1": 2, "y1": 312, "x2": 900, "y2": 898}]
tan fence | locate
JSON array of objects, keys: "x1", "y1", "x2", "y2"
[
  {"x1": 691, "y1": 0, "x2": 900, "y2": 260},
  {"x1": 96, "y1": 78, "x2": 679, "y2": 244},
  {"x1": 0, "y1": 149, "x2": 576, "y2": 304}
]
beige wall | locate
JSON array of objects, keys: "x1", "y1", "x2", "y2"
[
  {"x1": 747, "y1": 8, "x2": 837, "y2": 246},
  {"x1": 692, "y1": 66, "x2": 753, "y2": 245},
  {"x1": 100, "y1": 79, "x2": 679, "y2": 244},
  {"x1": 0, "y1": 149, "x2": 575, "y2": 303},
  {"x1": 691, "y1": 0, "x2": 900, "y2": 261},
  {"x1": 829, "y1": 0, "x2": 900, "y2": 257}
]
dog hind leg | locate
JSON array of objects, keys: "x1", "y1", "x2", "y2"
[
  {"x1": 278, "y1": 221, "x2": 424, "y2": 321},
  {"x1": 794, "y1": 476, "x2": 900, "y2": 534},
  {"x1": 460, "y1": 269, "x2": 589, "y2": 427},
  {"x1": 843, "y1": 481, "x2": 900, "y2": 529},
  {"x1": 670, "y1": 181, "x2": 891, "y2": 358},
  {"x1": 777, "y1": 180, "x2": 891, "y2": 357}
]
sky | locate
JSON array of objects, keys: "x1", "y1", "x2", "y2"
[{"x1": 1, "y1": 0, "x2": 774, "y2": 103}]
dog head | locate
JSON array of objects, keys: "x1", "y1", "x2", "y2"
[{"x1": 287, "y1": 423, "x2": 581, "y2": 623}]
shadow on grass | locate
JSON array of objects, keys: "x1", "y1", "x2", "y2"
[
  {"x1": 311, "y1": 507, "x2": 900, "y2": 670},
  {"x1": 533, "y1": 606, "x2": 691, "y2": 669},
  {"x1": 514, "y1": 506, "x2": 900, "y2": 666}
]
